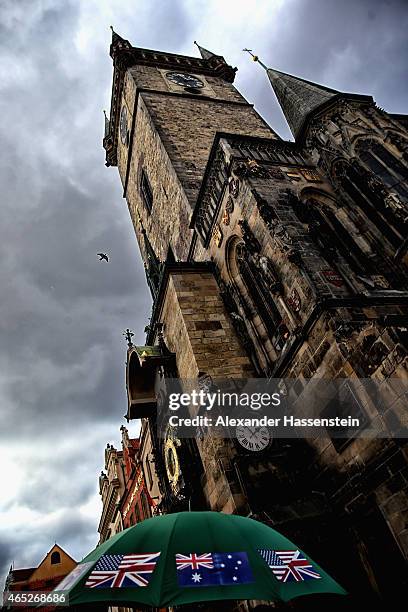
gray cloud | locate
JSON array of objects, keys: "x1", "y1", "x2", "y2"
[{"x1": 0, "y1": 0, "x2": 406, "y2": 584}]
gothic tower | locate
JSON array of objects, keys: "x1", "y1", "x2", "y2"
[{"x1": 104, "y1": 33, "x2": 408, "y2": 602}]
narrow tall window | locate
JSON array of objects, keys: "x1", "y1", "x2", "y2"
[
  {"x1": 358, "y1": 142, "x2": 408, "y2": 201},
  {"x1": 140, "y1": 169, "x2": 153, "y2": 212},
  {"x1": 334, "y1": 160, "x2": 403, "y2": 246}
]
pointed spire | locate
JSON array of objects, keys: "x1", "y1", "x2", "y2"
[
  {"x1": 103, "y1": 110, "x2": 109, "y2": 138},
  {"x1": 109, "y1": 26, "x2": 132, "y2": 59},
  {"x1": 110, "y1": 26, "x2": 130, "y2": 47},
  {"x1": 266, "y1": 68, "x2": 339, "y2": 139},
  {"x1": 245, "y1": 50, "x2": 340, "y2": 140},
  {"x1": 194, "y1": 41, "x2": 220, "y2": 60}
]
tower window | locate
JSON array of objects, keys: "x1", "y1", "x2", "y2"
[
  {"x1": 140, "y1": 170, "x2": 153, "y2": 213},
  {"x1": 50, "y1": 551, "x2": 61, "y2": 565}
]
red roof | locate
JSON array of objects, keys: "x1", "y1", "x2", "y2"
[{"x1": 10, "y1": 568, "x2": 35, "y2": 581}]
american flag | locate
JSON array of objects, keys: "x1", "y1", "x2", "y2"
[
  {"x1": 258, "y1": 549, "x2": 321, "y2": 583},
  {"x1": 85, "y1": 553, "x2": 160, "y2": 589},
  {"x1": 176, "y1": 553, "x2": 214, "y2": 570}
]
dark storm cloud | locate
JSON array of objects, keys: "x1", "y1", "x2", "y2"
[
  {"x1": 0, "y1": 0, "x2": 197, "y2": 581},
  {"x1": 236, "y1": 0, "x2": 408, "y2": 140},
  {"x1": 0, "y1": 511, "x2": 97, "y2": 582}
]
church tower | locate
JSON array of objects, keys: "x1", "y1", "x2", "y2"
[{"x1": 104, "y1": 34, "x2": 408, "y2": 601}]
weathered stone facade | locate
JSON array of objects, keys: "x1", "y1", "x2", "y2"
[{"x1": 104, "y1": 32, "x2": 408, "y2": 603}]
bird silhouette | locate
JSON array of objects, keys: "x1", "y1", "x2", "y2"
[{"x1": 97, "y1": 253, "x2": 109, "y2": 262}]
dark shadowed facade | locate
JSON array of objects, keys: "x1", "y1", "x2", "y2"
[{"x1": 103, "y1": 31, "x2": 408, "y2": 605}]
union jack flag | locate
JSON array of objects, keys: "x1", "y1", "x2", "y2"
[
  {"x1": 258, "y1": 549, "x2": 321, "y2": 583},
  {"x1": 176, "y1": 553, "x2": 214, "y2": 570},
  {"x1": 85, "y1": 553, "x2": 160, "y2": 588}
]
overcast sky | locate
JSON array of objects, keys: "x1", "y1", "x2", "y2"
[{"x1": 0, "y1": 0, "x2": 407, "y2": 582}]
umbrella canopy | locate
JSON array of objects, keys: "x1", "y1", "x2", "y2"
[{"x1": 58, "y1": 511, "x2": 346, "y2": 608}]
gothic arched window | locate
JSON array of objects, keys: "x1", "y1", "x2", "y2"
[
  {"x1": 236, "y1": 244, "x2": 288, "y2": 351},
  {"x1": 333, "y1": 159, "x2": 403, "y2": 247},
  {"x1": 357, "y1": 140, "x2": 408, "y2": 201},
  {"x1": 298, "y1": 198, "x2": 374, "y2": 275}
]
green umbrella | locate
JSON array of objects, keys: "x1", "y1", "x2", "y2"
[{"x1": 58, "y1": 511, "x2": 346, "y2": 608}]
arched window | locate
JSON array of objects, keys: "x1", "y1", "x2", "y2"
[
  {"x1": 236, "y1": 243, "x2": 288, "y2": 351},
  {"x1": 357, "y1": 140, "x2": 408, "y2": 201},
  {"x1": 50, "y1": 551, "x2": 61, "y2": 565},
  {"x1": 294, "y1": 197, "x2": 374, "y2": 275},
  {"x1": 141, "y1": 491, "x2": 151, "y2": 519},
  {"x1": 333, "y1": 159, "x2": 403, "y2": 247}
]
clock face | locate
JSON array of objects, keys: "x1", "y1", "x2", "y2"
[
  {"x1": 236, "y1": 425, "x2": 270, "y2": 452},
  {"x1": 164, "y1": 437, "x2": 181, "y2": 492},
  {"x1": 166, "y1": 72, "x2": 204, "y2": 89},
  {"x1": 119, "y1": 106, "x2": 128, "y2": 144}
]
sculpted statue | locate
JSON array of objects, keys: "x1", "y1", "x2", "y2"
[
  {"x1": 384, "y1": 192, "x2": 408, "y2": 223},
  {"x1": 254, "y1": 254, "x2": 283, "y2": 295}
]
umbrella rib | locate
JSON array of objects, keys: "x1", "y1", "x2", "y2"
[{"x1": 158, "y1": 512, "x2": 180, "y2": 608}]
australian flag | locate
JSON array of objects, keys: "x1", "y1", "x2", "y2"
[
  {"x1": 258, "y1": 549, "x2": 321, "y2": 583},
  {"x1": 176, "y1": 552, "x2": 253, "y2": 587},
  {"x1": 85, "y1": 553, "x2": 160, "y2": 588}
]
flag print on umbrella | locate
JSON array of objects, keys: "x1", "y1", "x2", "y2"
[
  {"x1": 258, "y1": 549, "x2": 321, "y2": 583},
  {"x1": 61, "y1": 512, "x2": 346, "y2": 607},
  {"x1": 85, "y1": 553, "x2": 160, "y2": 588},
  {"x1": 176, "y1": 552, "x2": 253, "y2": 587}
]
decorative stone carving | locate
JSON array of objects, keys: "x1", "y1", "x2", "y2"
[
  {"x1": 254, "y1": 253, "x2": 283, "y2": 295},
  {"x1": 386, "y1": 132, "x2": 408, "y2": 162},
  {"x1": 238, "y1": 219, "x2": 261, "y2": 255},
  {"x1": 349, "y1": 158, "x2": 388, "y2": 200},
  {"x1": 228, "y1": 177, "x2": 240, "y2": 198},
  {"x1": 212, "y1": 224, "x2": 223, "y2": 247},
  {"x1": 252, "y1": 190, "x2": 278, "y2": 227},
  {"x1": 222, "y1": 209, "x2": 230, "y2": 226},
  {"x1": 371, "y1": 275, "x2": 390, "y2": 289},
  {"x1": 233, "y1": 159, "x2": 274, "y2": 179},
  {"x1": 299, "y1": 168, "x2": 321, "y2": 182},
  {"x1": 269, "y1": 218, "x2": 294, "y2": 251},
  {"x1": 225, "y1": 196, "x2": 235, "y2": 214},
  {"x1": 287, "y1": 288, "x2": 302, "y2": 314},
  {"x1": 364, "y1": 106, "x2": 386, "y2": 132},
  {"x1": 384, "y1": 193, "x2": 408, "y2": 223}
]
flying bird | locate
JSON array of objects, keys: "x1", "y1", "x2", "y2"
[{"x1": 97, "y1": 253, "x2": 109, "y2": 262}]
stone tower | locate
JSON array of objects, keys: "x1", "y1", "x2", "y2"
[{"x1": 104, "y1": 33, "x2": 408, "y2": 602}]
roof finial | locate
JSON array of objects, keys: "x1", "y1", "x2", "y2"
[
  {"x1": 123, "y1": 329, "x2": 134, "y2": 348},
  {"x1": 243, "y1": 48, "x2": 268, "y2": 71}
]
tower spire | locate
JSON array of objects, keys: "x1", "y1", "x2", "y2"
[
  {"x1": 109, "y1": 26, "x2": 132, "y2": 59},
  {"x1": 194, "y1": 41, "x2": 220, "y2": 61},
  {"x1": 244, "y1": 49, "x2": 340, "y2": 140}
]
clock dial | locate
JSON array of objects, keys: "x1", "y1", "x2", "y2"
[
  {"x1": 236, "y1": 425, "x2": 270, "y2": 452},
  {"x1": 164, "y1": 429, "x2": 181, "y2": 493},
  {"x1": 119, "y1": 106, "x2": 128, "y2": 145},
  {"x1": 166, "y1": 72, "x2": 204, "y2": 89}
]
